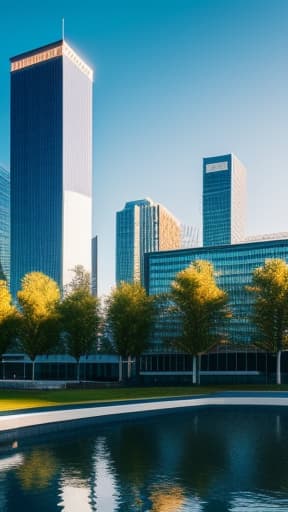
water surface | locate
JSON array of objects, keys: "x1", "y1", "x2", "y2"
[{"x1": 1, "y1": 407, "x2": 288, "y2": 511}]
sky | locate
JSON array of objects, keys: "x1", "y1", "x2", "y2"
[{"x1": 1, "y1": 0, "x2": 288, "y2": 295}]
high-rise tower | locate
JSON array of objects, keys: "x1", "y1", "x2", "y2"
[
  {"x1": 203, "y1": 153, "x2": 246, "y2": 247},
  {"x1": 116, "y1": 198, "x2": 181, "y2": 285},
  {"x1": 0, "y1": 165, "x2": 10, "y2": 283},
  {"x1": 10, "y1": 40, "x2": 93, "y2": 296}
]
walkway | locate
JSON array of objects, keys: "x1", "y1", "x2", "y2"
[{"x1": 2, "y1": 391, "x2": 288, "y2": 440}]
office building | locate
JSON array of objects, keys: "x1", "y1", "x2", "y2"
[
  {"x1": 144, "y1": 238, "x2": 288, "y2": 351},
  {"x1": 203, "y1": 153, "x2": 246, "y2": 247},
  {"x1": 0, "y1": 166, "x2": 10, "y2": 283},
  {"x1": 10, "y1": 40, "x2": 93, "y2": 296},
  {"x1": 91, "y1": 235, "x2": 98, "y2": 296},
  {"x1": 116, "y1": 198, "x2": 181, "y2": 285}
]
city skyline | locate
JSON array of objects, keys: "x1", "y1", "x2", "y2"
[{"x1": 1, "y1": 0, "x2": 288, "y2": 294}]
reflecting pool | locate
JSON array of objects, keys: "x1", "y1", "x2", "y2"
[{"x1": 1, "y1": 407, "x2": 288, "y2": 511}]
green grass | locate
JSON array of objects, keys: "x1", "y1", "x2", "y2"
[{"x1": 1, "y1": 384, "x2": 288, "y2": 412}]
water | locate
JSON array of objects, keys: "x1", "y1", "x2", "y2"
[{"x1": 1, "y1": 407, "x2": 288, "y2": 511}]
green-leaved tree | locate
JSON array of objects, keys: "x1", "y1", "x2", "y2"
[
  {"x1": 17, "y1": 272, "x2": 61, "y2": 380},
  {"x1": 247, "y1": 258, "x2": 288, "y2": 385},
  {"x1": 59, "y1": 288, "x2": 101, "y2": 381},
  {"x1": 170, "y1": 260, "x2": 230, "y2": 384},
  {"x1": 64, "y1": 265, "x2": 91, "y2": 295},
  {"x1": 105, "y1": 282, "x2": 156, "y2": 381}
]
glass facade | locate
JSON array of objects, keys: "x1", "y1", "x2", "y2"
[
  {"x1": 203, "y1": 153, "x2": 246, "y2": 247},
  {"x1": 10, "y1": 40, "x2": 93, "y2": 297},
  {"x1": 0, "y1": 166, "x2": 10, "y2": 283},
  {"x1": 116, "y1": 198, "x2": 180, "y2": 285},
  {"x1": 145, "y1": 238, "x2": 288, "y2": 349},
  {"x1": 92, "y1": 235, "x2": 98, "y2": 296}
]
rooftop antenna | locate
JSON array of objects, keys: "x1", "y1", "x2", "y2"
[{"x1": 62, "y1": 18, "x2": 65, "y2": 41}]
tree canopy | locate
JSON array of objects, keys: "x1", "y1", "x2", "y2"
[
  {"x1": 170, "y1": 260, "x2": 230, "y2": 356},
  {"x1": 61, "y1": 264, "x2": 100, "y2": 373},
  {"x1": 64, "y1": 265, "x2": 91, "y2": 295},
  {"x1": 59, "y1": 288, "x2": 101, "y2": 379},
  {"x1": 105, "y1": 282, "x2": 155, "y2": 358},
  {"x1": 247, "y1": 258, "x2": 288, "y2": 384},
  {"x1": 0, "y1": 280, "x2": 18, "y2": 359},
  {"x1": 17, "y1": 272, "x2": 61, "y2": 378}
]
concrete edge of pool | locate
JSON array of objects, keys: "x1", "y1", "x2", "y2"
[{"x1": 2, "y1": 392, "x2": 288, "y2": 442}]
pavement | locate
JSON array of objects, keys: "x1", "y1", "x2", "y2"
[{"x1": 2, "y1": 391, "x2": 288, "y2": 438}]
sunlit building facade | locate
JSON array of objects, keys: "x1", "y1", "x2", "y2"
[
  {"x1": 116, "y1": 198, "x2": 181, "y2": 285},
  {"x1": 10, "y1": 40, "x2": 93, "y2": 296},
  {"x1": 0, "y1": 166, "x2": 10, "y2": 283},
  {"x1": 203, "y1": 153, "x2": 246, "y2": 247}
]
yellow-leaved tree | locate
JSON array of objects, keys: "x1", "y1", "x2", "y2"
[
  {"x1": 170, "y1": 260, "x2": 230, "y2": 384},
  {"x1": 0, "y1": 280, "x2": 18, "y2": 377},
  {"x1": 17, "y1": 272, "x2": 61, "y2": 380},
  {"x1": 247, "y1": 258, "x2": 288, "y2": 385}
]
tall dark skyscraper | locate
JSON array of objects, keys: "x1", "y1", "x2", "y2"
[
  {"x1": 203, "y1": 153, "x2": 246, "y2": 247},
  {"x1": 0, "y1": 165, "x2": 10, "y2": 283},
  {"x1": 10, "y1": 40, "x2": 93, "y2": 296}
]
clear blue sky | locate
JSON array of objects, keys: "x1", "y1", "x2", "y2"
[{"x1": 1, "y1": 0, "x2": 288, "y2": 295}]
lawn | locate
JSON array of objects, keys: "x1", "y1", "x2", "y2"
[{"x1": 1, "y1": 384, "x2": 288, "y2": 412}]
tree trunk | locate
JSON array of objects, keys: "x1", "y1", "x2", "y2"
[
  {"x1": 32, "y1": 360, "x2": 35, "y2": 381},
  {"x1": 76, "y1": 360, "x2": 80, "y2": 381},
  {"x1": 119, "y1": 355, "x2": 123, "y2": 382},
  {"x1": 192, "y1": 355, "x2": 197, "y2": 384},
  {"x1": 127, "y1": 355, "x2": 131, "y2": 379},
  {"x1": 276, "y1": 350, "x2": 282, "y2": 385},
  {"x1": 197, "y1": 354, "x2": 202, "y2": 385},
  {"x1": 135, "y1": 356, "x2": 140, "y2": 383}
]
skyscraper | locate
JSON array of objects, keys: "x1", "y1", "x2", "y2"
[
  {"x1": 0, "y1": 166, "x2": 10, "y2": 283},
  {"x1": 116, "y1": 198, "x2": 181, "y2": 285},
  {"x1": 91, "y1": 235, "x2": 98, "y2": 296},
  {"x1": 10, "y1": 40, "x2": 93, "y2": 296},
  {"x1": 203, "y1": 153, "x2": 246, "y2": 247}
]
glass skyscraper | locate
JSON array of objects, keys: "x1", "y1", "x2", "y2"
[
  {"x1": 0, "y1": 166, "x2": 10, "y2": 283},
  {"x1": 91, "y1": 235, "x2": 98, "y2": 296},
  {"x1": 10, "y1": 40, "x2": 93, "y2": 296},
  {"x1": 203, "y1": 153, "x2": 246, "y2": 247},
  {"x1": 116, "y1": 198, "x2": 181, "y2": 285}
]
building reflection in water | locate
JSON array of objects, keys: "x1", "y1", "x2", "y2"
[
  {"x1": 58, "y1": 436, "x2": 118, "y2": 512},
  {"x1": 58, "y1": 479, "x2": 91, "y2": 512},
  {"x1": 0, "y1": 453, "x2": 24, "y2": 512}
]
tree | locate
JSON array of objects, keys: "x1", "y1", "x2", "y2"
[
  {"x1": 105, "y1": 282, "x2": 156, "y2": 381},
  {"x1": 17, "y1": 272, "x2": 61, "y2": 380},
  {"x1": 64, "y1": 265, "x2": 90, "y2": 295},
  {"x1": 170, "y1": 260, "x2": 230, "y2": 384},
  {"x1": 0, "y1": 281, "x2": 18, "y2": 378},
  {"x1": 247, "y1": 258, "x2": 288, "y2": 385},
  {"x1": 59, "y1": 289, "x2": 101, "y2": 381}
]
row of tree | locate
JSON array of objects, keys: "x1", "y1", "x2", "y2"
[
  {"x1": 1, "y1": 259, "x2": 288, "y2": 383},
  {"x1": 0, "y1": 266, "x2": 156, "y2": 381},
  {"x1": 169, "y1": 258, "x2": 288, "y2": 385}
]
